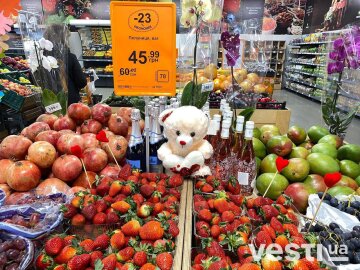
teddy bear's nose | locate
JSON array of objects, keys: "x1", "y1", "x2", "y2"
[{"x1": 180, "y1": 141, "x2": 186, "y2": 146}]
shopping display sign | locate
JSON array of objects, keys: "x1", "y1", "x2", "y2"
[{"x1": 110, "y1": 2, "x2": 176, "y2": 96}]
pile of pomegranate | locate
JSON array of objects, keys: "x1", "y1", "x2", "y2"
[{"x1": 0, "y1": 103, "x2": 144, "y2": 201}]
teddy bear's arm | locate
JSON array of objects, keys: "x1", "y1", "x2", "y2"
[
  {"x1": 197, "y1": 140, "x2": 214, "y2": 160},
  {"x1": 157, "y1": 143, "x2": 184, "y2": 171}
]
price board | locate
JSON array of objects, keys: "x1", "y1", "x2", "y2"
[{"x1": 110, "y1": 2, "x2": 176, "y2": 96}]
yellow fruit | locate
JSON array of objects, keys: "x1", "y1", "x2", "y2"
[
  {"x1": 218, "y1": 75, "x2": 226, "y2": 81},
  {"x1": 204, "y1": 63, "x2": 218, "y2": 79},
  {"x1": 213, "y1": 78, "x2": 221, "y2": 90},
  {"x1": 247, "y1": 73, "x2": 259, "y2": 84}
]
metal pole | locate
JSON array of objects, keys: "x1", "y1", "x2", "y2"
[{"x1": 144, "y1": 96, "x2": 150, "y2": 172}]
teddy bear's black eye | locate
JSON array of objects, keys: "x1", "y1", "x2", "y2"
[
  {"x1": 176, "y1": 130, "x2": 181, "y2": 136},
  {"x1": 190, "y1": 132, "x2": 196, "y2": 137}
]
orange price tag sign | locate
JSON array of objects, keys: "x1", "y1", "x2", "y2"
[{"x1": 110, "y1": 2, "x2": 176, "y2": 97}]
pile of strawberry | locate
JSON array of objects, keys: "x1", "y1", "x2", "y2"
[
  {"x1": 61, "y1": 164, "x2": 183, "y2": 230},
  {"x1": 36, "y1": 230, "x2": 174, "y2": 270},
  {"x1": 35, "y1": 165, "x2": 184, "y2": 270}
]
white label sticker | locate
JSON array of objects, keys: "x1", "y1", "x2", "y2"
[
  {"x1": 45, "y1": 102, "x2": 62, "y2": 113},
  {"x1": 238, "y1": 172, "x2": 249, "y2": 185},
  {"x1": 201, "y1": 82, "x2": 214, "y2": 92}
]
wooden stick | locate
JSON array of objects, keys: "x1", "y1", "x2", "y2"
[
  {"x1": 107, "y1": 144, "x2": 121, "y2": 170},
  {"x1": 80, "y1": 158, "x2": 92, "y2": 189},
  {"x1": 307, "y1": 187, "x2": 329, "y2": 233},
  {"x1": 263, "y1": 171, "x2": 278, "y2": 198}
]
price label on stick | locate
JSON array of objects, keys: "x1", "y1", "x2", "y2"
[
  {"x1": 110, "y1": 2, "x2": 176, "y2": 96},
  {"x1": 45, "y1": 102, "x2": 62, "y2": 113}
]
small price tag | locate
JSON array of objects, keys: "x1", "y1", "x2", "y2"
[
  {"x1": 237, "y1": 172, "x2": 249, "y2": 185},
  {"x1": 45, "y1": 102, "x2": 62, "y2": 113},
  {"x1": 201, "y1": 82, "x2": 214, "y2": 93}
]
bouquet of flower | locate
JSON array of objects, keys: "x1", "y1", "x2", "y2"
[{"x1": 323, "y1": 25, "x2": 360, "y2": 138}]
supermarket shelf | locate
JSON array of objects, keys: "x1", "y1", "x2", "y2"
[
  {"x1": 339, "y1": 91, "x2": 360, "y2": 102},
  {"x1": 285, "y1": 69, "x2": 339, "y2": 81},
  {"x1": 289, "y1": 41, "x2": 331, "y2": 46},
  {"x1": 79, "y1": 58, "x2": 112, "y2": 62},
  {"x1": 0, "y1": 69, "x2": 30, "y2": 74},
  {"x1": 289, "y1": 61, "x2": 326, "y2": 67},
  {"x1": 290, "y1": 52, "x2": 327, "y2": 56},
  {"x1": 284, "y1": 86, "x2": 322, "y2": 102},
  {"x1": 286, "y1": 76, "x2": 337, "y2": 92}
]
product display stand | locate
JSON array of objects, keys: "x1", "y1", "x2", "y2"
[{"x1": 182, "y1": 178, "x2": 193, "y2": 270}]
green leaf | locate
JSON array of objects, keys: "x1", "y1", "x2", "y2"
[
  {"x1": 181, "y1": 81, "x2": 194, "y2": 106},
  {"x1": 94, "y1": 259, "x2": 104, "y2": 270},
  {"x1": 239, "y1": 107, "x2": 255, "y2": 122},
  {"x1": 57, "y1": 91, "x2": 67, "y2": 115},
  {"x1": 42, "y1": 88, "x2": 58, "y2": 106}
]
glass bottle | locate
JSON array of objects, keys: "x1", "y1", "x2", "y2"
[
  {"x1": 209, "y1": 114, "x2": 221, "y2": 150},
  {"x1": 210, "y1": 119, "x2": 233, "y2": 180},
  {"x1": 234, "y1": 121, "x2": 256, "y2": 196},
  {"x1": 149, "y1": 106, "x2": 164, "y2": 173},
  {"x1": 126, "y1": 109, "x2": 146, "y2": 171},
  {"x1": 231, "y1": 116, "x2": 245, "y2": 155},
  {"x1": 159, "y1": 96, "x2": 167, "y2": 115}
]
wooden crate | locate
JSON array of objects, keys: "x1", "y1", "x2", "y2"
[
  {"x1": 209, "y1": 108, "x2": 291, "y2": 134},
  {"x1": 172, "y1": 179, "x2": 189, "y2": 270},
  {"x1": 182, "y1": 178, "x2": 194, "y2": 270}
]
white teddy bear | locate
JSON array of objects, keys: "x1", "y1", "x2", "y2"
[{"x1": 157, "y1": 106, "x2": 213, "y2": 177}]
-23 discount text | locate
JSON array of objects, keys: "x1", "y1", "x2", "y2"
[{"x1": 110, "y1": 2, "x2": 176, "y2": 96}]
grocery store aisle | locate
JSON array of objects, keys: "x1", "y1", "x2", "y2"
[{"x1": 275, "y1": 90, "x2": 360, "y2": 145}]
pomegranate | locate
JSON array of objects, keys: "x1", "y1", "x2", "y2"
[
  {"x1": 66, "y1": 186, "x2": 86, "y2": 197},
  {"x1": 0, "y1": 159, "x2": 14, "y2": 184},
  {"x1": 27, "y1": 141, "x2": 57, "y2": 168},
  {"x1": 73, "y1": 171, "x2": 97, "y2": 188},
  {"x1": 91, "y1": 103, "x2": 112, "y2": 124},
  {"x1": 99, "y1": 163, "x2": 121, "y2": 179},
  {"x1": 0, "y1": 135, "x2": 32, "y2": 160},
  {"x1": 81, "y1": 119, "x2": 103, "y2": 134},
  {"x1": 117, "y1": 107, "x2": 132, "y2": 125},
  {"x1": 5, "y1": 160, "x2": 41, "y2": 191},
  {"x1": 35, "y1": 130, "x2": 61, "y2": 146},
  {"x1": 36, "y1": 178, "x2": 70, "y2": 196},
  {"x1": 53, "y1": 115, "x2": 76, "y2": 131},
  {"x1": 83, "y1": 148, "x2": 108, "y2": 172},
  {"x1": 52, "y1": 155, "x2": 82, "y2": 182},
  {"x1": 21, "y1": 122, "x2": 50, "y2": 141},
  {"x1": 81, "y1": 133, "x2": 100, "y2": 149},
  {"x1": 108, "y1": 114, "x2": 128, "y2": 137},
  {"x1": 0, "y1": 184, "x2": 11, "y2": 198},
  {"x1": 56, "y1": 134, "x2": 85, "y2": 154},
  {"x1": 68, "y1": 103, "x2": 91, "y2": 124},
  {"x1": 101, "y1": 135, "x2": 128, "y2": 162},
  {"x1": 36, "y1": 114, "x2": 59, "y2": 129},
  {"x1": 58, "y1": 129, "x2": 75, "y2": 136},
  {"x1": 5, "y1": 192, "x2": 32, "y2": 205},
  {"x1": 104, "y1": 130, "x2": 115, "y2": 139}
]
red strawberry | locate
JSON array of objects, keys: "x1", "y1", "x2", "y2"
[
  {"x1": 270, "y1": 217, "x2": 285, "y2": 233},
  {"x1": 210, "y1": 225, "x2": 221, "y2": 238},
  {"x1": 283, "y1": 223, "x2": 301, "y2": 237},
  {"x1": 201, "y1": 183, "x2": 214, "y2": 193},
  {"x1": 55, "y1": 246, "x2": 77, "y2": 264},
  {"x1": 35, "y1": 253, "x2": 53, "y2": 269},
  {"x1": 194, "y1": 253, "x2": 207, "y2": 264},
  {"x1": 253, "y1": 197, "x2": 267, "y2": 208},
  {"x1": 106, "y1": 211, "x2": 120, "y2": 224},
  {"x1": 111, "y1": 201, "x2": 131, "y2": 213},
  {"x1": 255, "y1": 231, "x2": 272, "y2": 248},
  {"x1": 221, "y1": 211, "x2": 235, "y2": 223},
  {"x1": 275, "y1": 234, "x2": 289, "y2": 250},
  {"x1": 80, "y1": 239, "x2": 94, "y2": 252},
  {"x1": 246, "y1": 197, "x2": 256, "y2": 209},
  {"x1": 276, "y1": 194, "x2": 292, "y2": 206},
  {"x1": 261, "y1": 254, "x2": 282, "y2": 270},
  {"x1": 61, "y1": 204, "x2": 78, "y2": 219},
  {"x1": 137, "y1": 204, "x2": 153, "y2": 218},
  {"x1": 101, "y1": 253, "x2": 117, "y2": 270},
  {"x1": 67, "y1": 254, "x2": 91, "y2": 270},
  {"x1": 274, "y1": 203, "x2": 288, "y2": 214},
  {"x1": 139, "y1": 221, "x2": 164, "y2": 241},
  {"x1": 208, "y1": 258, "x2": 230, "y2": 270},
  {"x1": 63, "y1": 235, "x2": 76, "y2": 246},
  {"x1": 261, "y1": 225, "x2": 276, "y2": 240},
  {"x1": 227, "y1": 176, "x2": 241, "y2": 194},
  {"x1": 53, "y1": 265, "x2": 66, "y2": 270},
  {"x1": 121, "y1": 219, "x2": 141, "y2": 236},
  {"x1": 119, "y1": 164, "x2": 132, "y2": 179},
  {"x1": 92, "y1": 212, "x2": 107, "y2": 224},
  {"x1": 168, "y1": 220, "x2": 180, "y2": 238},
  {"x1": 193, "y1": 194, "x2": 206, "y2": 202},
  {"x1": 133, "y1": 251, "x2": 148, "y2": 267},
  {"x1": 260, "y1": 205, "x2": 279, "y2": 221},
  {"x1": 290, "y1": 260, "x2": 310, "y2": 270},
  {"x1": 247, "y1": 209, "x2": 262, "y2": 221},
  {"x1": 155, "y1": 252, "x2": 173, "y2": 270},
  {"x1": 292, "y1": 236, "x2": 307, "y2": 246},
  {"x1": 93, "y1": 233, "x2": 110, "y2": 251},
  {"x1": 299, "y1": 257, "x2": 320, "y2": 270},
  {"x1": 140, "y1": 184, "x2": 155, "y2": 198},
  {"x1": 90, "y1": 251, "x2": 103, "y2": 267},
  {"x1": 198, "y1": 209, "x2": 212, "y2": 222},
  {"x1": 237, "y1": 245, "x2": 252, "y2": 261},
  {"x1": 96, "y1": 176, "x2": 112, "y2": 196},
  {"x1": 202, "y1": 238, "x2": 225, "y2": 258},
  {"x1": 213, "y1": 192, "x2": 230, "y2": 214},
  {"x1": 167, "y1": 174, "x2": 183, "y2": 187},
  {"x1": 95, "y1": 199, "x2": 108, "y2": 213},
  {"x1": 116, "y1": 246, "x2": 135, "y2": 262},
  {"x1": 71, "y1": 213, "x2": 86, "y2": 226},
  {"x1": 194, "y1": 201, "x2": 209, "y2": 212},
  {"x1": 110, "y1": 231, "x2": 126, "y2": 250},
  {"x1": 82, "y1": 204, "x2": 97, "y2": 220},
  {"x1": 45, "y1": 236, "x2": 65, "y2": 256}
]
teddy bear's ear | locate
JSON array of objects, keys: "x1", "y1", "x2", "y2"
[{"x1": 158, "y1": 108, "x2": 175, "y2": 126}]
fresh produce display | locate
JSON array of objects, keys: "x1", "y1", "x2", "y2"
[
  {"x1": 1, "y1": 56, "x2": 29, "y2": 71},
  {"x1": 0, "y1": 234, "x2": 33, "y2": 270},
  {"x1": 0, "y1": 79, "x2": 33, "y2": 96}
]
